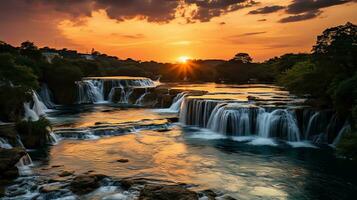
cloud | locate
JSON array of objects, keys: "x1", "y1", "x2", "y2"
[
  {"x1": 238, "y1": 31, "x2": 267, "y2": 36},
  {"x1": 184, "y1": 0, "x2": 258, "y2": 22},
  {"x1": 248, "y1": 5, "x2": 285, "y2": 14},
  {"x1": 279, "y1": 10, "x2": 322, "y2": 23},
  {"x1": 286, "y1": 0, "x2": 352, "y2": 14},
  {"x1": 280, "y1": 0, "x2": 355, "y2": 22}
]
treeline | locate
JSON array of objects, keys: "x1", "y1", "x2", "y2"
[{"x1": 0, "y1": 23, "x2": 356, "y2": 129}]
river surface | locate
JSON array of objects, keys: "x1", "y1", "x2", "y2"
[{"x1": 3, "y1": 83, "x2": 357, "y2": 200}]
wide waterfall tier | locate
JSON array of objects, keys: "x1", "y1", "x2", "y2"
[
  {"x1": 76, "y1": 76, "x2": 157, "y2": 104},
  {"x1": 180, "y1": 97, "x2": 347, "y2": 143}
]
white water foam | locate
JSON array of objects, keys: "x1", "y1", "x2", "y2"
[{"x1": 287, "y1": 141, "x2": 318, "y2": 148}]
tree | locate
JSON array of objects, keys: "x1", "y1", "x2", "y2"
[{"x1": 231, "y1": 53, "x2": 252, "y2": 64}]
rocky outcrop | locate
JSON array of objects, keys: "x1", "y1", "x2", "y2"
[
  {"x1": 139, "y1": 184, "x2": 198, "y2": 200},
  {"x1": 70, "y1": 174, "x2": 107, "y2": 195},
  {"x1": 0, "y1": 148, "x2": 26, "y2": 179}
]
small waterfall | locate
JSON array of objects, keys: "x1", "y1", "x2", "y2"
[
  {"x1": 168, "y1": 92, "x2": 187, "y2": 112},
  {"x1": 0, "y1": 137, "x2": 13, "y2": 149},
  {"x1": 256, "y1": 109, "x2": 300, "y2": 141},
  {"x1": 77, "y1": 80, "x2": 104, "y2": 104},
  {"x1": 15, "y1": 154, "x2": 33, "y2": 176},
  {"x1": 32, "y1": 90, "x2": 48, "y2": 116},
  {"x1": 331, "y1": 124, "x2": 351, "y2": 148},
  {"x1": 76, "y1": 77, "x2": 156, "y2": 104},
  {"x1": 23, "y1": 102, "x2": 39, "y2": 121},
  {"x1": 120, "y1": 88, "x2": 133, "y2": 103},
  {"x1": 305, "y1": 112, "x2": 319, "y2": 139},
  {"x1": 135, "y1": 89, "x2": 149, "y2": 105},
  {"x1": 180, "y1": 98, "x2": 302, "y2": 142},
  {"x1": 38, "y1": 84, "x2": 55, "y2": 108},
  {"x1": 48, "y1": 131, "x2": 59, "y2": 145}
]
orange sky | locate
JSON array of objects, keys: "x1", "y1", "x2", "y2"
[{"x1": 1, "y1": 0, "x2": 356, "y2": 62}]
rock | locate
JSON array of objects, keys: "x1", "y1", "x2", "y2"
[
  {"x1": 139, "y1": 184, "x2": 198, "y2": 200},
  {"x1": 119, "y1": 178, "x2": 149, "y2": 190},
  {"x1": 201, "y1": 189, "x2": 217, "y2": 200},
  {"x1": 70, "y1": 174, "x2": 107, "y2": 195},
  {"x1": 40, "y1": 185, "x2": 63, "y2": 193},
  {"x1": 0, "y1": 148, "x2": 26, "y2": 179},
  {"x1": 117, "y1": 158, "x2": 129, "y2": 163},
  {"x1": 51, "y1": 165, "x2": 63, "y2": 168},
  {"x1": 0, "y1": 125, "x2": 19, "y2": 147},
  {"x1": 58, "y1": 170, "x2": 74, "y2": 177}
]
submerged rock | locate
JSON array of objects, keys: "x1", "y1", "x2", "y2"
[
  {"x1": 70, "y1": 174, "x2": 107, "y2": 195},
  {"x1": 58, "y1": 170, "x2": 74, "y2": 177},
  {"x1": 117, "y1": 158, "x2": 129, "y2": 163},
  {"x1": 139, "y1": 184, "x2": 198, "y2": 200}
]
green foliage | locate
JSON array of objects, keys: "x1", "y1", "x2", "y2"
[
  {"x1": 331, "y1": 74, "x2": 357, "y2": 117},
  {"x1": 337, "y1": 132, "x2": 357, "y2": 160},
  {"x1": 0, "y1": 53, "x2": 38, "y2": 89},
  {"x1": 44, "y1": 58, "x2": 83, "y2": 104},
  {"x1": 15, "y1": 117, "x2": 51, "y2": 148}
]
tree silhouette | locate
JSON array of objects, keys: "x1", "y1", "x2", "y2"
[{"x1": 231, "y1": 53, "x2": 252, "y2": 63}]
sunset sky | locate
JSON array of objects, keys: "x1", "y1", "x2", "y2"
[{"x1": 0, "y1": 0, "x2": 356, "y2": 62}]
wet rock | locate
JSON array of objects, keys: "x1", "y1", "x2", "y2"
[
  {"x1": 70, "y1": 174, "x2": 107, "y2": 195},
  {"x1": 0, "y1": 148, "x2": 26, "y2": 179},
  {"x1": 156, "y1": 128, "x2": 171, "y2": 132},
  {"x1": 119, "y1": 178, "x2": 148, "y2": 190},
  {"x1": 166, "y1": 117, "x2": 179, "y2": 123},
  {"x1": 0, "y1": 125, "x2": 19, "y2": 147},
  {"x1": 40, "y1": 185, "x2": 63, "y2": 193},
  {"x1": 139, "y1": 184, "x2": 198, "y2": 200},
  {"x1": 51, "y1": 165, "x2": 64, "y2": 168},
  {"x1": 117, "y1": 158, "x2": 129, "y2": 163},
  {"x1": 201, "y1": 189, "x2": 217, "y2": 200},
  {"x1": 58, "y1": 170, "x2": 74, "y2": 177}
]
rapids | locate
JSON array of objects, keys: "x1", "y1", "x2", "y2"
[{"x1": 2, "y1": 82, "x2": 356, "y2": 200}]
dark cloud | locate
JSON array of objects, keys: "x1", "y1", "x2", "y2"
[
  {"x1": 94, "y1": 0, "x2": 180, "y2": 23},
  {"x1": 280, "y1": 0, "x2": 355, "y2": 22},
  {"x1": 248, "y1": 5, "x2": 285, "y2": 14},
  {"x1": 238, "y1": 31, "x2": 267, "y2": 36},
  {"x1": 184, "y1": 0, "x2": 258, "y2": 22},
  {"x1": 279, "y1": 10, "x2": 322, "y2": 23},
  {"x1": 286, "y1": 0, "x2": 352, "y2": 14}
]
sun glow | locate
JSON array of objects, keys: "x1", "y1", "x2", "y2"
[{"x1": 178, "y1": 56, "x2": 190, "y2": 63}]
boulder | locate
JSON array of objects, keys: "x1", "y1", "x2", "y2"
[
  {"x1": 139, "y1": 184, "x2": 198, "y2": 200},
  {"x1": 117, "y1": 158, "x2": 129, "y2": 163},
  {"x1": 58, "y1": 170, "x2": 74, "y2": 177},
  {"x1": 70, "y1": 174, "x2": 107, "y2": 195},
  {"x1": 0, "y1": 148, "x2": 26, "y2": 179}
]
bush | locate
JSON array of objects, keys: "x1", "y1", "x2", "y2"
[
  {"x1": 15, "y1": 117, "x2": 51, "y2": 149},
  {"x1": 337, "y1": 132, "x2": 357, "y2": 160}
]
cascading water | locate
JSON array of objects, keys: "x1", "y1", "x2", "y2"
[
  {"x1": 76, "y1": 77, "x2": 156, "y2": 104},
  {"x1": 135, "y1": 89, "x2": 149, "y2": 105},
  {"x1": 38, "y1": 84, "x2": 56, "y2": 108},
  {"x1": 0, "y1": 137, "x2": 13, "y2": 149},
  {"x1": 77, "y1": 80, "x2": 105, "y2": 104},
  {"x1": 16, "y1": 153, "x2": 33, "y2": 176},
  {"x1": 180, "y1": 98, "x2": 317, "y2": 142},
  {"x1": 32, "y1": 90, "x2": 48, "y2": 116},
  {"x1": 23, "y1": 90, "x2": 50, "y2": 121},
  {"x1": 168, "y1": 92, "x2": 187, "y2": 112},
  {"x1": 23, "y1": 102, "x2": 39, "y2": 121},
  {"x1": 331, "y1": 124, "x2": 351, "y2": 148}
]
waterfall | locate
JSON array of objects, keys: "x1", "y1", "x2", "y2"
[
  {"x1": 135, "y1": 89, "x2": 149, "y2": 105},
  {"x1": 180, "y1": 98, "x2": 302, "y2": 142},
  {"x1": 23, "y1": 102, "x2": 39, "y2": 121},
  {"x1": 331, "y1": 124, "x2": 351, "y2": 148},
  {"x1": 168, "y1": 92, "x2": 187, "y2": 112},
  {"x1": 48, "y1": 131, "x2": 59, "y2": 145},
  {"x1": 256, "y1": 109, "x2": 300, "y2": 141},
  {"x1": 32, "y1": 90, "x2": 48, "y2": 116},
  {"x1": 15, "y1": 154, "x2": 33, "y2": 176},
  {"x1": 305, "y1": 112, "x2": 319, "y2": 139},
  {"x1": 0, "y1": 137, "x2": 12, "y2": 149},
  {"x1": 76, "y1": 77, "x2": 156, "y2": 104},
  {"x1": 38, "y1": 84, "x2": 55, "y2": 108},
  {"x1": 77, "y1": 80, "x2": 104, "y2": 104}
]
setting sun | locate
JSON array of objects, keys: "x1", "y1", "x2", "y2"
[{"x1": 178, "y1": 56, "x2": 190, "y2": 63}]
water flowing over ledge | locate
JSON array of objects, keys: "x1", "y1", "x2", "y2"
[
  {"x1": 76, "y1": 76, "x2": 157, "y2": 104},
  {"x1": 179, "y1": 97, "x2": 348, "y2": 145}
]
